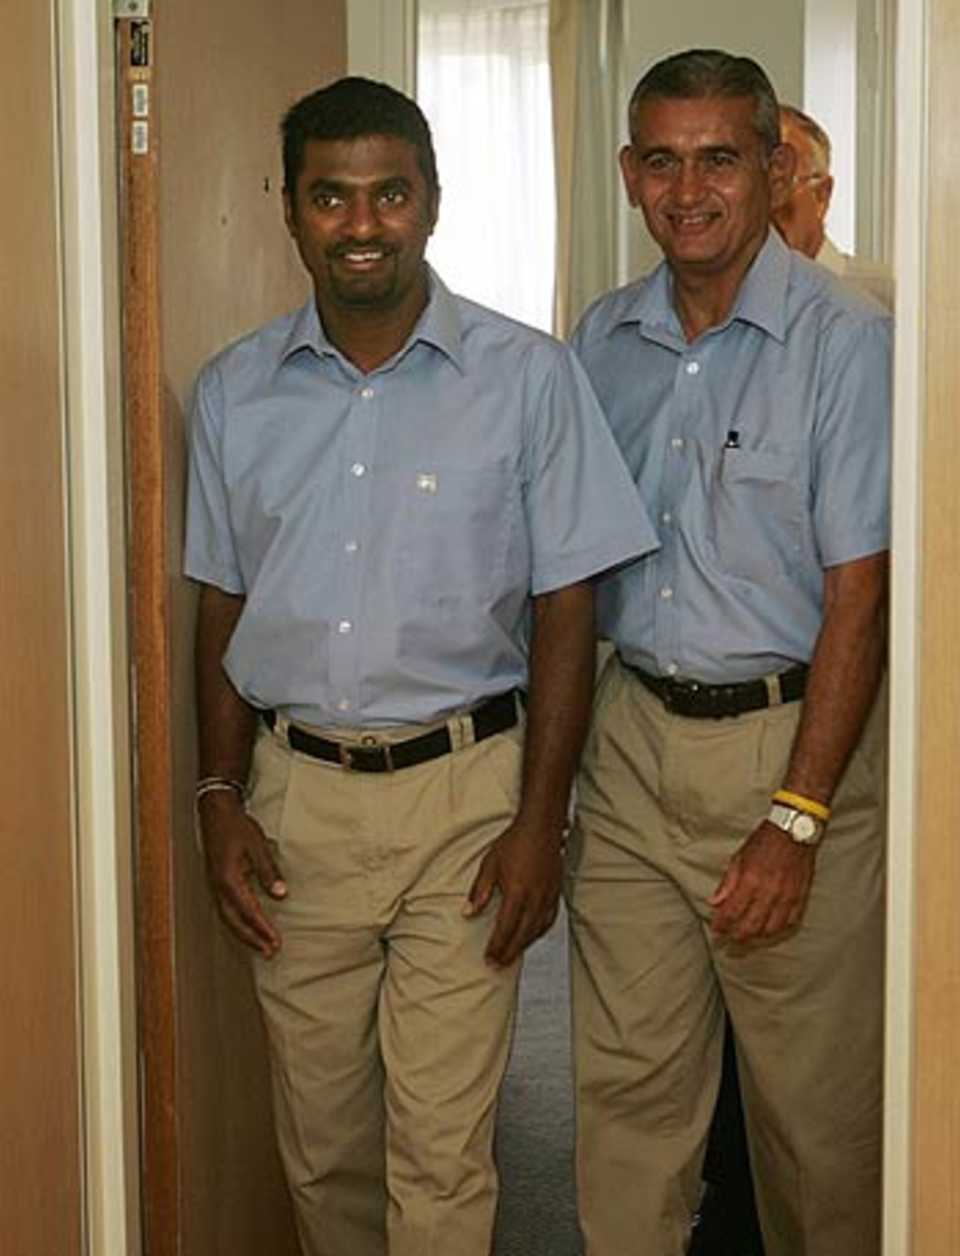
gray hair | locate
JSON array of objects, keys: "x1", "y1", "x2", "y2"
[
  {"x1": 779, "y1": 103, "x2": 832, "y2": 173},
  {"x1": 628, "y1": 49, "x2": 781, "y2": 155}
]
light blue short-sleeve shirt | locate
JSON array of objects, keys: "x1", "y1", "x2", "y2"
[
  {"x1": 572, "y1": 230, "x2": 892, "y2": 684},
  {"x1": 185, "y1": 270, "x2": 657, "y2": 726}
]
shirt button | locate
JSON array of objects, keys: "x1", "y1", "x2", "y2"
[
  {"x1": 685, "y1": 361, "x2": 700, "y2": 376},
  {"x1": 351, "y1": 462, "x2": 366, "y2": 477},
  {"x1": 666, "y1": 662, "x2": 679, "y2": 677},
  {"x1": 359, "y1": 386, "x2": 375, "y2": 400},
  {"x1": 345, "y1": 540, "x2": 359, "y2": 554},
  {"x1": 338, "y1": 620, "x2": 353, "y2": 634},
  {"x1": 661, "y1": 511, "x2": 672, "y2": 525},
  {"x1": 660, "y1": 586, "x2": 674, "y2": 600},
  {"x1": 671, "y1": 437, "x2": 685, "y2": 450},
  {"x1": 337, "y1": 698, "x2": 351, "y2": 712}
]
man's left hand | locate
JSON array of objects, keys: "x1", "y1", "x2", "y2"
[
  {"x1": 709, "y1": 821, "x2": 817, "y2": 943},
  {"x1": 464, "y1": 821, "x2": 564, "y2": 967}
]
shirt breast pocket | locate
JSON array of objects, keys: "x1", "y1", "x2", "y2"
[
  {"x1": 398, "y1": 464, "x2": 516, "y2": 606},
  {"x1": 710, "y1": 447, "x2": 806, "y2": 583}
]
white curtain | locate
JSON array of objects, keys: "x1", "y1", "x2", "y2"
[
  {"x1": 549, "y1": 0, "x2": 624, "y2": 337},
  {"x1": 418, "y1": 1, "x2": 556, "y2": 331}
]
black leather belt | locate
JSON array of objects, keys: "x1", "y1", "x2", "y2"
[
  {"x1": 623, "y1": 660, "x2": 808, "y2": 719},
  {"x1": 263, "y1": 690, "x2": 519, "y2": 772}
]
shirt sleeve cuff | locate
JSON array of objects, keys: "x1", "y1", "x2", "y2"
[{"x1": 531, "y1": 531, "x2": 659, "y2": 597}]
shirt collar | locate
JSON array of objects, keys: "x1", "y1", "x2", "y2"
[
  {"x1": 277, "y1": 296, "x2": 325, "y2": 364},
  {"x1": 616, "y1": 228, "x2": 791, "y2": 347},
  {"x1": 276, "y1": 265, "x2": 466, "y2": 375},
  {"x1": 406, "y1": 267, "x2": 466, "y2": 371},
  {"x1": 728, "y1": 229, "x2": 790, "y2": 341}
]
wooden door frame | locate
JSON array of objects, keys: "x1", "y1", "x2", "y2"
[
  {"x1": 114, "y1": 9, "x2": 180, "y2": 1255},
  {"x1": 887, "y1": 1, "x2": 960, "y2": 1252}
]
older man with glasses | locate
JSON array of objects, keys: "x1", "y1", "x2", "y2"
[{"x1": 773, "y1": 103, "x2": 893, "y2": 308}]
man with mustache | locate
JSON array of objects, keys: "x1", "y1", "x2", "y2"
[
  {"x1": 184, "y1": 76, "x2": 655, "y2": 1256},
  {"x1": 567, "y1": 49, "x2": 891, "y2": 1255}
]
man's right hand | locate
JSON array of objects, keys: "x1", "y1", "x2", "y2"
[{"x1": 198, "y1": 792, "x2": 287, "y2": 958}]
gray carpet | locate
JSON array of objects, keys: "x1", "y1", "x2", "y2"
[{"x1": 493, "y1": 904, "x2": 583, "y2": 1255}]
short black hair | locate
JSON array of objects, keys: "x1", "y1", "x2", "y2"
[
  {"x1": 628, "y1": 49, "x2": 781, "y2": 155},
  {"x1": 281, "y1": 76, "x2": 439, "y2": 200}
]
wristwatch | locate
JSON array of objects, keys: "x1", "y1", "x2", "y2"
[{"x1": 767, "y1": 802, "x2": 824, "y2": 846}]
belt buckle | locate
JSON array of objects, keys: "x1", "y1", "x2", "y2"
[
  {"x1": 672, "y1": 678, "x2": 700, "y2": 717},
  {"x1": 339, "y1": 737, "x2": 394, "y2": 772}
]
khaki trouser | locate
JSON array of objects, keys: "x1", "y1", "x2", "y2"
[
  {"x1": 567, "y1": 656, "x2": 886, "y2": 1256},
  {"x1": 246, "y1": 711, "x2": 525, "y2": 1256}
]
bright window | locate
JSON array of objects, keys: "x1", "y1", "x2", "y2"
[{"x1": 418, "y1": 0, "x2": 556, "y2": 331}]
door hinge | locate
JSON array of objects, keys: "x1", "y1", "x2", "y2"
[{"x1": 113, "y1": 0, "x2": 152, "y2": 18}]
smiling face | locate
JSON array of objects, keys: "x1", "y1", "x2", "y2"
[
  {"x1": 284, "y1": 133, "x2": 438, "y2": 329},
  {"x1": 620, "y1": 94, "x2": 793, "y2": 287}
]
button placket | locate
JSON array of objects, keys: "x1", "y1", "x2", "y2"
[
  {"x1": 654, "y1": 355, "x2": 699, "y2": 673},
  {"x1": 332, "y1": 379, "x2": 380, "y2": 711}
]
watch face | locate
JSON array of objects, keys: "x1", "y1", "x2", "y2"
[{"x1": 792, "y1": 812, "x2": 818, "y2": 842}]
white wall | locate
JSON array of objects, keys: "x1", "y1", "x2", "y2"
[
  {"x1": 804, "y1": 0, "x2": 858, "y2": 252},
  {"x1": 806, "y1": 0, "x2": 894, "y2": 262},
  {"x1": 347, "y1": 0, "x2": 417, "y2": 89}
]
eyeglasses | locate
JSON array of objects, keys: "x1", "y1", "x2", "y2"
[{"x1": 792, "y1": 172, "x2": 829, "y2": 189}]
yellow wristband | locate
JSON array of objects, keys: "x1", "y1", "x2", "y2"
[{"x1": 772, "y1": 789, "x2": 831, "y2": 822}]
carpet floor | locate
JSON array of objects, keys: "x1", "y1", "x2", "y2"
[
  {"x1": 493, "y1": 905, "x2": 582, "y2": 1255},
  {"x1": 491, "y1": 909, "x2": 763, "y2": 1256}
]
